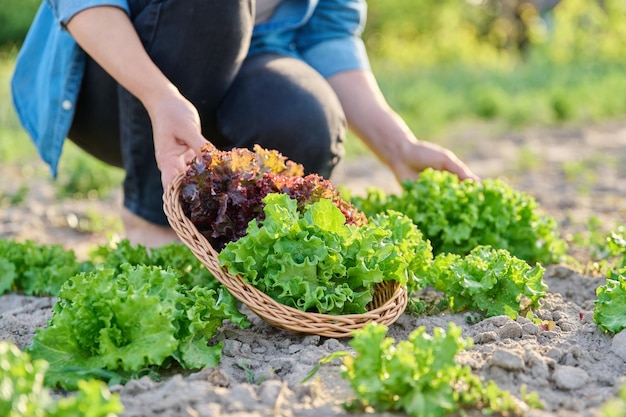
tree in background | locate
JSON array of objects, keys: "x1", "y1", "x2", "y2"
[{"x1": 0, "y1": 0, "x2": 39, "y2": 50}]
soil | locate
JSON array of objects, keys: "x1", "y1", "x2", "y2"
[{"x1": 2, "y1": 120, "x2": 626, "y2": 416}]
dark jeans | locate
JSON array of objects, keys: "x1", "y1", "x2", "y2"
[{"x1": 68, "y1": 0, "x2": 346, "y2": 226}]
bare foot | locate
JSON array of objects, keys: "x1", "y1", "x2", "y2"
[{"x1": 120, "y1": 207, "x2": 180, "y2": 248}]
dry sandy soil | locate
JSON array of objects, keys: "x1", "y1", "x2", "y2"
[{"x1": 2, "y1": 120, "x2": 626, "y2": 416}]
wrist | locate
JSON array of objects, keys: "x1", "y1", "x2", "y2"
[
  {"x1": 369, "y1": 115, "x2": 416, "y2": 167},
  {"x1": 140, "y1": 82, "x2": 182, "y2": 116}
]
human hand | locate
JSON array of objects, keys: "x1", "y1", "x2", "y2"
[
  {"x1": 146, "y1": 89, "x2": 210, "y2": 189},
  {"x1": 65, "y1": 7, "x2": 208, "y2": 188},
  {"x1": 326, "y1": 70, "x2": 478, "y2": 184},
  {"x1": 390, "y1": 140, "x2": 479, "y2": 183}
]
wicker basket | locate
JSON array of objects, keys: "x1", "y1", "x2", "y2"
[{"x1": 163, "y1": 172, "x2": 408, "y2": 338}]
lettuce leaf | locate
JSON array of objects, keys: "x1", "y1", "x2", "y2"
[
  {"x1": 367, "y1": 211, "x2": 434, "y2": 292},
  {"x1": 594, "y1": 267, "x2": 626, "y2": 333},
  {"x1": 28, "y1": 264, "x2": 246, "y2": 390},
  {"x1": 0, "y1": 239, "x2": 92, "y2": 296},
  {"x1": 427, "y1": 245, "x2": 546, "y2": 318},
  {"x1": 89, "y1": 239, "x2": 222, "y2": 290},
  {"x1": 351, "y1": 168, "x2": 567, "y2": 265},
  {"x1": 0, "y1": 237, "x2": 240, "y2": 308},
  {"x1": 180, "y1": 144, "x2": 366, "y2": 249},
  {"x1": 219, "y1": 194, "x2": 431, "y2": 314},
  {"x1": 0, "y1": 341, "x2": 123, "y2": 417},
  {"x1": 317, "y1": 322, "x2": 527, "y2": 417}
]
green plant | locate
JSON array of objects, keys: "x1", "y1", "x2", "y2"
[
  {"x1": 27, "y1": 264, "x2": 249, "y2": 390},
  {"x1": 219, "y1": 193, "x2": 431, "y2": 314},
  {"x1": 236, "y1": 360, "x2": 274, "y2": 385},
  {"x1": 561, "y1": 160, "x2": 598, "y2": 194},
  {"x1": 0, "y1": 236, "x2": 243, "y2": 303},
  {"x1": 514, "y1": 145, "x2": 543, "y2": 172},
  {"x1": 180, "y1": 144, "x2": 366, "y2": 250},
  {"x1": 55, "y1": 143, "x2": 124, "y2": 200},
  {"x1": 0, "y1": 185, "x2": 28, "y2": 206},
  {"x1": 607, "y1": 228, "x2": 626, "y2": 270},
  {"x1": 89, "y1": 239, "x2": 228, "y2": 290},
  {"x1": 0, "y1": 0, "x2": 40, "y2": 49},
  {"x1": 65, "y1": 208, "x2": 123, "y2": 236},
  {"x1": 594, "y1": 267, "x2": 626, "y2": 333},
  {"x1": 571, "y1": 221, "x2": 626, "y2": 274},
  {"x1": 602, "y1": 383, "x2": 626, "y2": 417},
  {"x1": 307, "y1": 322, "x2": 532, "y2": 417},
  {"x1": 425, "y1": 245, "x2": 547, "y2": 319},
  {"x1": 0, "y1": 239, "x2": 92, "y2": 296},
  {"x1": 536, "y1": 0, "x2": 626, "y2": 64},
  {"x1": 551, "y1": 89, "x2": 576, "y2": 121},
  {"x1": 0, "y1": 341, "x2": 123, "y2": 417},
  {"x1": 351, "y1": 168, "x2": 567, "y2": 264}
]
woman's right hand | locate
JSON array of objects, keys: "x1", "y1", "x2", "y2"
[
  {"x1": 66, "y1": 6, "x2": 209, "y2": 189},
  {"x1": 144, "y1": 86, "x2": 209, "y2": 188}
]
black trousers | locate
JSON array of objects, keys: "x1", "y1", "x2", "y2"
[{"x1": 68, "y1": 0, "x2": 346, "y2": 225}]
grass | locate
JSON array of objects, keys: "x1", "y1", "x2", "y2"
[
  {"x1": 2, "y1": 50, "x2": 626, "y2": 198},
  {"x1": 372, "y1": 59, "x2": 626, "y2": 141},
  {"x1": 0, "y1": 51, "x2": 123, "y2": 199}
]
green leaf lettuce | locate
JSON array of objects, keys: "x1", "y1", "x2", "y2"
[
  {"x1": 28, "y1": 264, "x2": 247, "y2": 390},
  {"x1": 594, "y1": 267, "x2": 626, "y2": 333},
  {"x1": 219, "y1": 194, "x2": 431, "y2": 314}
]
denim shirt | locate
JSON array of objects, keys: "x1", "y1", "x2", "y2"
[{"x1": 11, "y1": 0, "x2": 370, "y2": 176}]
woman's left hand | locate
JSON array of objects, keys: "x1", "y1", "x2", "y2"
[{"x1": 389, "y1": 139, "x2": 479, "y2": 183}]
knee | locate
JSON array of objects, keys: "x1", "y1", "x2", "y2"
[
  {"x1": 217, "y1": 56, "x2": 347, "y2": 177},
  {"x1": 224, "y1": 93, "x2": 346, "y2": 177},
  {"x1": 263, "y1": 95, "x2": 346, "y2": 176}
]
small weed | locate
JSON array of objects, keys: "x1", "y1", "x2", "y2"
[
  {"x1": 602, "y1": 383, "x2": 626, "y2": 417},
  {"x1": 561, "y1": 160, "x2": 597, "y2": 195},
  {"x1": 236, "y1": 360, "x2": 274, "y2": 385},
  {"x1": 551, "y1": 90, "x2": 575, "y2": 121},
  {"x1": 515, "y1": 145, "x2": 543, "y2": 172},
  {"x1": 55, "y1": 143, "x2": 123, "y2": 200},
  {"x1": 472, "y1": 87, "x2": 507, "y2": 119},
  {"x1": 570, "y1": 217, "x2": 626, "y2": 274},
  {"x1": 0, "y1": 185, "x2": 28, "y2": 206},
  {"x1": 65, "y1": 208, "x2": 123, "y2": 237}
]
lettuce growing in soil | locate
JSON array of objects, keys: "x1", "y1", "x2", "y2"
[
  {"x1": 0, "y1": 238, "x2": 232, "y2": 297},
  {"x1": 27, "y1": 264, "x2": 249, "y2": 390},
  {"x1": 425, "y1": 245, "x2": 547, "y2": 318},
  {"x1": 594, "y1": 267, "x2": 626, "y2": 333},
  {"x1": 350, "y1": 168, "x2": 568, "y2": 265},
  {"x1": 0, "y1": 341, "x2": 123, "y2": 417},
  {"x1": 88, "y1": 239, "x2": 225, "y2": 290},
  {"x1": 0, "y1": 239, "x2": 92, "y2": 296},
  {"x1": 180, "y1": 144, "x2": 366, "y2": 250},
  {"x1": 325, "y1": 322, "x2": 525, "y2": 417}
]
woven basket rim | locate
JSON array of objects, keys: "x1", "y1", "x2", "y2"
[{"x1": 163, "y1": 172, "x2": 407, "y2": 338}]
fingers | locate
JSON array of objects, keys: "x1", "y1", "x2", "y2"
[
  {"x1": 393, "y1": 141, "x2": 480, "y2": 183},
  {"x1": 187, "y1": 132, "x2": 211, "y2": 157},
  {"x1": 419, "y1": 142, "x2": 479, "y2": 182},
  {"x1": 437, "y1": 147, "x2": 480, "y2": 182},
  {"x1": 158, "y1": 137, "x2": 205, "y2": 189},
  {"x1": 444, "y1": 157, "x2": 480, "y2": 182},
  {"x1": 161, "y1": 167, "x2": 176, "y2": 190}
]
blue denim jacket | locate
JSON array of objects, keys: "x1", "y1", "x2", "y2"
[{"x1": 11, "y1": 0, "x2": 370, "y2": 176}]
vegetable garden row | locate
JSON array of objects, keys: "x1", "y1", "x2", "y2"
[{"x1": 2, "y1": 147, "x2": 626, "y2": 416}]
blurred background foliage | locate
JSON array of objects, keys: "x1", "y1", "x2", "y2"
[
  {"x1": 2, "y1": 0, "x2": 626, "y2": 134},
  {"x1": 1, "y1": 0, "x2": 626, "y2": 196},
  {"x1": 361, "y1": 0, "x2": 626, "y2": 136},
  {"x1": 364, "y1": 0, "x2": 626, "y2": 67},
  {"x1": 4, "y1": 0, "x2": 625, "y2": 65},
  {"x1": 0, "y1": 0, "x2": 40, "y2": 50}
]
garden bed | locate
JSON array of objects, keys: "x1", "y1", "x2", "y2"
[{"x1": 2, "y1": 121, "x2": 626, "y2": 416}]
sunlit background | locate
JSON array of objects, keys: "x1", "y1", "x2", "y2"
[{"x1": 1, "y1": 0, "x2": 625, "y2": 197}]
